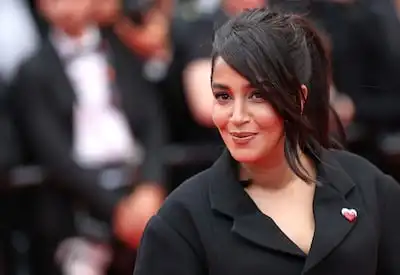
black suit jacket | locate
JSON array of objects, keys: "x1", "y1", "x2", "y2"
[
  {"x1": 134, "y1": 148, "x2": 400, "y2": 275},
  {"x1": 11, "y1": 29, "x2": 167, "y2": 222},
  {"x1": 0, "y1": 79, "x2": 21, "y2": 172}
]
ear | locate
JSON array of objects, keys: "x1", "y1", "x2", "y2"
[{"x1": 300, "y1": 84, "x2": 308, "y2": 114}]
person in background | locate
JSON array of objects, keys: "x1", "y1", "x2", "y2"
[
  {"x1": 11, "y1": 0, "x2": 167, "y2": 273},
  {"x1": 134, "y1": 8, "x2": 400, "y2": 275},
  {"x1": 114, "y1": 0, "x2": 225, "y2": 193},
  {"x1": 92, "y1": 0, "x2": 121, "y2": 27}
]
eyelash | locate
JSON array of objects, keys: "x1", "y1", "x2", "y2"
[
  {"x1": 214, "y1": 92, "x2": 231, "y2": 101},
  {"x1": 213, "y1": 91, "x2": 264, "y2": 101},
  {"x1": 251, "y1": 91, "x2": 264, "y2": 99}
]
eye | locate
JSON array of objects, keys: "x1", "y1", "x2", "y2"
[
  {"x1": 249, "y1": 90, "x2": 265, "y2": 101},
  {"x1": 213, "y1": 92, "x2": 231, "y2": 102}
]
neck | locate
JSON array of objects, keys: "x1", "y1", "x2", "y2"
[
  {"x1": 241, "y1": 147, "x2": 315, "y2": 190},
  {"x1": 62, "y1": 26, "x2": 86, "y2": 38},
  {"x1": 66, "y1": 30, "x2": 83, "y2": 38}
]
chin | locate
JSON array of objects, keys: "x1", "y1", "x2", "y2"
[{"x1": 228, "y1": 148, "x2": 262, "y2": 164}]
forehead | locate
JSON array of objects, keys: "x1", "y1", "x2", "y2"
[{"x1": 212, "y1": 56, "x2": 251, "y2": 87}]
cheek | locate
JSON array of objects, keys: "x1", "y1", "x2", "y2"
[
  {"x1": 211, "y1": 103, "x2": 282, "y2": 130},
  {"x1": 212, "y1": 105, "x2": 229, "y2": 129},
  {"x1": 99, "y1": 3, "x2": 111, "y2": 11},
  {"x1": 253, "y1": 104, "x2": 282, "y2": 129}
]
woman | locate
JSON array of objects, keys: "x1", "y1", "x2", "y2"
[{"x1": 133, "y1": 8, "x2": 400, "y2": 275}]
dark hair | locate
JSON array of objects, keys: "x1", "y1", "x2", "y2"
[{"x1": 211, "y1": 8, "x2": 343, "y2": 183}]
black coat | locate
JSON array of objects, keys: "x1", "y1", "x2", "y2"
[{"x1": 134, "y1": 148, "x2": 400, "y2": 275}]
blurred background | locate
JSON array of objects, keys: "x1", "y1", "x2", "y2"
[{"x1": 0, "y1": 0, "x2": 400, "y2": 274}]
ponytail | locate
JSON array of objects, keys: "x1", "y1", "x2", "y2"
[{"x1": 294, "y1": 16, "x2": 346, "y2": 151}]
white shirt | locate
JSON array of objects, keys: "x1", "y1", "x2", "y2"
[{"x1": 51, "y1": 27, "x2": 142, "y2": 168}]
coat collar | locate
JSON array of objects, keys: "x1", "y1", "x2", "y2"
[{"x1": 209, "y1": 148, "x2": 357, "y2": 272}]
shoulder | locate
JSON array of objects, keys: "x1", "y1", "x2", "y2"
[
  {"x1": 146, "y1": 168, "x2": 214, "y2": 251},
  {"x1": 156, "y1": 166, "x2": 216, "y2": 226},
  {"x1": 11, "y1": 49, "x2": 44, "y2": 101},
  {"x1": 326, "y1": 149, "x2": 385, "y2": 180},
  {"x1": 158, "y1": 167, "x2": 213, "y2": 219},
  {"x1": 325, "y1": 149, "x2": 399, "y2": 199},
  {"x1": 136, "y1": 170, "x2": 213, "y2": 273},
  {"x1": 16, "y1": 46, "x2": 46, "y2": 79}
]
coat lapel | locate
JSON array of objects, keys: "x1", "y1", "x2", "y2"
[
  {"x1": 232, "y1": 212, "x2": 306, "y2": 257},
  {"x1": 303, "y1": 149, "x2": 357, "y2": 273},
  {"x1": 101, "y1": 28, "x2": 141, "y2": 120},
  {"x1": 42, "y1": 41, "x2": 76, "y2": 112},
  {"x1": 209, "y1": 150, "x2": 306, "y2": 257}
]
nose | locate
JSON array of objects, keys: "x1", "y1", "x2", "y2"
[{"x1": 230, "y1": 99, "x2": 249, "y2": 125}]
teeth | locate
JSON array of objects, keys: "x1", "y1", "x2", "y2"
[{"x1": 232, "y1": 134, "x2": 252, "y2": 138}]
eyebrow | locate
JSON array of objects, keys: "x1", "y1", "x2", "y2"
[
  {"x1": 211, "y1": 83, "x2": 229, "y2": 90},
  {"x1": 211, "y1": 82, "x2": 254, "y2": 90}
]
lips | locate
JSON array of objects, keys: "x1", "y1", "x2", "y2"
[
  {"x1": 230, "y1": 132, "x2": 257, "y2": 138},
  {"x1": 230, "y1": 132, "x2": 257, "y2": 144}
]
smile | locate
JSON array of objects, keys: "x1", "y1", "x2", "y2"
[{"x1": 230, "y1": 132, "x2": 257, "y2": 144}]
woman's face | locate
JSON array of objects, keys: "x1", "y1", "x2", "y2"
[{"x1": 211, "y1": 57, "x2": 284, "y2": 164}]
